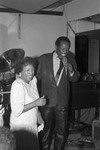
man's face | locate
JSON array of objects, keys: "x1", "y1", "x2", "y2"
[{"x1": 56, "y1": 41, "x2": 70, "y2": 59}]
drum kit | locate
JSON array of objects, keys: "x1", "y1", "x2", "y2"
[{"x1": 0, "y1": 48, "x2": 25, "y2": 101}]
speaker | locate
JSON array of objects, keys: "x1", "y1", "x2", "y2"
[{"x1": 92, "y1": 120, "x2": 100, "y2": 141}]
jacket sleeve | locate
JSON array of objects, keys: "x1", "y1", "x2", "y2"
[
  {"x1": 36, "y1": 56, "x2": 42, "y2": 95},
  {"x1": 68, "y1": 53, "x2": 80, "y2": 82}
]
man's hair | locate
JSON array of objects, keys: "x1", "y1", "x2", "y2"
[
  {"x1": 0, "y1": 127, "x2": 16, "y2": 150},
  {"x1": 55, "y1": 36, "x2": 71, "y2": 47}
]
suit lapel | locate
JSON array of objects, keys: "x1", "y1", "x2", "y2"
[{"x1": 47, "y1": 53, "x2": 56, "y2": 84}]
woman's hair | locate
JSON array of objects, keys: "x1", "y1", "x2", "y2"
[{"x1": 15, "y1": 56, "x2": 38, "y2": 75}]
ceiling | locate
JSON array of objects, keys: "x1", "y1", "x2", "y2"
[
  {"x1": 0, "y1": 0, "x2": 73, "y2": 14},
  {"x1": 0, "y1": 0, "x2": 100, "y2": 25},
  {"x1": 82, "y1": 14, "x2": 100, "y2": 24}
]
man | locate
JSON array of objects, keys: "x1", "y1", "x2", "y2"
[{"x1": 37, "y1": 36, "x2": 80, "y2": 150}]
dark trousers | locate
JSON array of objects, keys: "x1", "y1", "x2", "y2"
[{"x1": 39, "y1": 106, "x2": 69, "y2": 150}]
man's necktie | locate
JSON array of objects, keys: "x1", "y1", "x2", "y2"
[{"x1": 55, "y1": 60, "x2": 63, "y2": 83}]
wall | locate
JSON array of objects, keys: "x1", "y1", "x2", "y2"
[
  {"x1": 64, "y1": 0, "x2": 100, "y2": 35},
  {"x1": 0, "y1": 14, "x2": 8, "y2": 54},
  {"x1": 0, "y1": 13, "x2": 67, "y2": 57},
  {"x1": 1, "y1": 1, "x2": 100, "y2": 57}
]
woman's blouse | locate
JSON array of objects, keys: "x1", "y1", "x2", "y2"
[{"x1": 10, "y1": 76, "x2": 39, "y2": 133}]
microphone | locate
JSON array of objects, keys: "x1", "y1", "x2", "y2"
[{"x1": 62, "y1": 57, "x2": 67, "y2": 66}]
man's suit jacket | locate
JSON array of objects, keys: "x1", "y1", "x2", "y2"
[{"x1": 36, "y1": 51, "x2": 80, "y2": 107}]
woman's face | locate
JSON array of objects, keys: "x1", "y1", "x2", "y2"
[{"x1": 20, "y1": 64, "x2": 34, "y2": 83}]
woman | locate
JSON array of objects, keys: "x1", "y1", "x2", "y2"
[{"x1": 10, "y1": 56, "x2": 46, "y2": 150}]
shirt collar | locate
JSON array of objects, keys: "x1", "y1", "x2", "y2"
[{"x1": 53, "y1": 51, "x2": 60, "y2": 60}]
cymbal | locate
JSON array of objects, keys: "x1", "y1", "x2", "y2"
[
  {"x1": 2, "y1": 48, "x2": 25, "y2": 68},
  {"x1": 0, "y1": 56, "x2": 10, "y2": 72}
]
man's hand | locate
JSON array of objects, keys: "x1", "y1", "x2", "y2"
[
  {"x1": 67, "y1": 63, "x2": 73, "y2": 73},
  {"x1": 62, "y1": 57, "x2": 74, "y2": 75},
  {"x1": 62, "y1": 57, "x2": 67, "y2": 67}
]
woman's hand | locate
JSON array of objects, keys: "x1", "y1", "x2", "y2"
[
  {"x1": 37, "y1": 111, "x2": 44, "y2": 132},
  {"x1": 37, "y1": 111, "x2": 44, "y2": 125},
  {"x1": 23, "y1": 96, "x2": 46, "y2": 113},
  {"x1": 36, "y1": 96, "x2": 46, "y2": 106}
]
